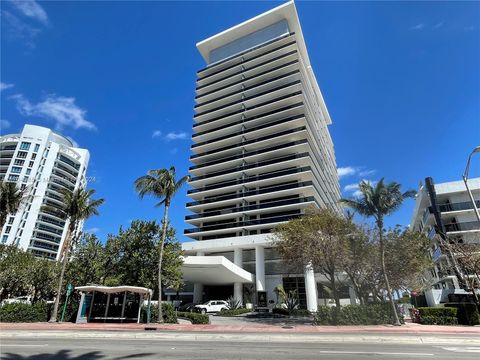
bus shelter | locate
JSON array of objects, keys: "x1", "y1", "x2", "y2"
[{"x1": 75, "y1": 285, "x2": 153, "y2": 323}]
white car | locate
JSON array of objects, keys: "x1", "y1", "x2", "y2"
[
  {"x1": 194, "y1": 300, "x2": 229, "y2": 314},
  {"x1": 1, "y1": 296, "x2": 32, "y2": 305}
]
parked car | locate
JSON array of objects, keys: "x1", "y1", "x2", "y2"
[
  {"x1": 194, "y1": 300, "x2": 229, "y2": 314},
  {"x1": 1, "y1": 296, "x2": 32, "y2": 305}
]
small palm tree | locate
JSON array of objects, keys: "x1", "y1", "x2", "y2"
[
  {"x1": 134, "y1": 166, "x2": 189, "y2": 323},
  {"x1": 0, "y1": 181, "x2": 29, "y2": 233},
  {"x1": 340, "y1": 179, "x2": 416, "y2": 326},
  {"x1": 47, "y1": 188, "x2": 104, "y2": 322}
]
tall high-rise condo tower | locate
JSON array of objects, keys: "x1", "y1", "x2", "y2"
[
  {"x1": 0, "y1": 124, "x2": 89, "y2": 260},
  {"x1": 180, "y1": 1, "x2": 343, "y2": 312}
]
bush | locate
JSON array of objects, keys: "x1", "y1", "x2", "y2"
[
  {"x1": 141, "y1": 303, "x2": 177, "y2": 324},
  {"x1": 417, "y1": 307, "x2": 457, "y2": 318},
  {"x1": 177, "y1": 311, "x2": 209, "y2": 324},
  {"x1": 218, "y1": 308, "x2": 252, "y2": 316},
  {"x1": 419, "y1": 316, "x2": 458, "y2": 325},
  {"x1": 446, "y1": 303, "x2": 480, "y2": 326},
  {"x1": 0, "y1": 303, "x2": 49, "y2": 322},
  {"x1": 46, "y1": 301, "x2": 79, "y2": 323},
  {"x1": 313, "y1": 304, "x2": 404, "y2": 325}
]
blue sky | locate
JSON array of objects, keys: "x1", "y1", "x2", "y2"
[{"x1": 1, "y1": 0, "x2": 479, "y2": 242}]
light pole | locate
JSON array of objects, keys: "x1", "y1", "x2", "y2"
[{"x1": 463, "y1": 146, "x2": 480, "y2": 223}]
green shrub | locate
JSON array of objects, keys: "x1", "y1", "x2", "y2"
[
  {"x1": 313, "y1": 304, "x2": 404, "y2": 325},
  {"x1": 177, "y1": 311, "x2": 209, "y2": 324},
  {"x1": 446, "y1": 304, "x2": 480, "y2": 326},
  {"x1": 0, "y1": 303, "x2": 49, "y2": 322},
  {"x1": 141, "y1": 303, "x2": 177, "y2": 324},
  {"x1": 417, "y1": 307, "x2": 457, "y2": 318},
  {"x1": 218, "y1": 308, "x2": 252, "y2": 316},
  {"x1": 419, "y1": 316, "x2": 458, "y2": 325},
  {"x1": 46, "y1": 301, "x2": 79, "y2": 323}
]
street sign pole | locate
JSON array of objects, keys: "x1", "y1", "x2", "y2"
[{"x1": 60, "y1": 284, "x2": 74, "y2": 322}]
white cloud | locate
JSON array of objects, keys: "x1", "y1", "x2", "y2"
[
  {"x1": 11, "y1": 93, "x2": 96, "y2": 131},
  {"x1": 344, "y1": 180, "x2": 377, "y2": 198},
  {"x1": 358, "y1": 169, "x2": 376, "y2": 177},
  {"x1": 0, "y1": 82, "x2": 14, "y2": 92},
  {"x1": 410, "y1": 23, "x2": 425, "y2": 31},
  {"x1": 337, "y1": 167, "x2": 356, "y2": 178},
  {"x1": 344, "y1": 183, "x2": 359, "y2": 192},
  {"x1": 9, "y1": 0, "x2": 48, "y2": 26},
  {"x1": 165, "y1": 131, "x2": 188, "y2": 140},
  {"x1": 0, "y1": 119, "x2": 11, "y2": 129},
  {"x1": 85, "y1": 227, "x2": 100, "y2": 234},
  {"x1": 152, "y1": 130, "x2": 162, "y2": 138},
  {"x1": 432, "y1": 22, "x2": 444, "y2": 30}
]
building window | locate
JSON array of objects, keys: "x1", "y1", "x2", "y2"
[
  {"x1": 8, "y1": 217, "x2": 14, "y2": 224},
  {"x1": 26, "y1": 169, "x2": 31, "y2": 175},
  {"x1": 5, "y1": 226, "x2": 11, "y2": 234},
  {"x1": 20, "y1": 142, "x2": 31, "y2": 150},
  {"x1": 1, "y1": 235, "x2": 7, "y2": 243},
  {"x1": 11, "y1": 167, "x2": 22, "y2": 174},
  {"x1": 14, "y1": 159, "x2": 25, "y2": 166},
  {"x1": 33, "y1": 144, "x2": 40, "y2": 152},
  {"x1": 31, "y1": 153, "x2": 37, "y2": 160},
  {"x1": 17, "y1": 151, "x2": 28, "y2": 159},
  {"x1": 21, "y1": 184, "x2": 26, "y2": 190},
  {"x1": 8, "y1": 175, "x2": 19, "y2": 182},
  {"x1": 29, "y1": 161, "x2": 34, "y2": 167},
  {"x1": 23, "y1": 176, "x2": 29, "y2": 183}
]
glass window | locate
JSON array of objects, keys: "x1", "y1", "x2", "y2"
[
  {"x1": 8, "y1": 175, "x2": 19, "y2": 181},
  {"x1": 14, "y1": 159, "x2": 25, "y2": 166},
  {"x1": 11, "y1": 167, "x2": 22, "y2": 174},
  {"x1": 31, "y1": 153, "x2": 37, "y2": 160},
  {"x1": 8, "y1": 217, "x2": 14, "y2": 224},
  {"x1": 5, "y1": 226, "x2": 11, "y2": 234},
  {"x1": 21, "y1": 184, "x2": 26, "y2": 190},
  {"x1": 17, "y1": 151, "x2": 28, "y2": 159},
  {"x1": 26, "y1": 169, "x2": 31, "y2": 175},
  {"x1": 20, "y1": 142, "x2": 31, "y2": 150},
  {"x1": 33, "y1": 144, "x2": 40, "y2": 152},
  {"x1": 1, "y1": 235, "x2": 7, "y2": 243},
  {"x1": 23, "y1": 176, "x2": 29, "y2": 182},
  {"x1": 29, "y1": 161, "x2": 34, "y2": 167}
]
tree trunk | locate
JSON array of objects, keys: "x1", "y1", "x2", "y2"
[
  {"x1": 0, "y1": 214, "x2": 6, "y2": 234},
  {"x1": 378, "y1": 219, "x2": 401, "y2": 326},
  {"x1": 330, "y1": 273, "x2": 340, "y2": 308},
  {"x1": 49, "y1": 225, "x2": 74, "y2": 323},
  {"x1": 157, "y1": 201, "x2": 169, "y2": 324}
]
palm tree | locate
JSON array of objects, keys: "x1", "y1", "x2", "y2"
[
  {"x1": 47, "y1": 188, "x2": 104, "y2": 322},
  {"x1": 0, "y1": 181, "x2": 29, "y2": 233},
  {"x1": 134, "y1": 166, "x2": 189, "y2": 323},
  {"x1": 340, "y1": 178, "x2": 416, "y2": 326}
]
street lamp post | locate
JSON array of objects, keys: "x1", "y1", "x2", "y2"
[{"x1": 463, "y1": 146, "x2": 480, "y2": 223}]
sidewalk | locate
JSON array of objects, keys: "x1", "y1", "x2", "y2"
[{"x1": 1, "y1": 321, "x2": 480, "y2": 335}]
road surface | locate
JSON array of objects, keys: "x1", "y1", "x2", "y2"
[{"x1": 1, "y1": 336, "x2": 479, "y2": 359}]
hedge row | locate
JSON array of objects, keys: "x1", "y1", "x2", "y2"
[
  {"x1": 446, "y1": 304, "x2": 480, "y2": 326},
  {"x1": 0, "y1": 303, "x2": 49, "y2": 322},
  {"x1": 313, "y1": 304, "x2": 404, "y2": 325},
  {"x1": 177, "y1": 311, "x2": 209, "y2": 324},
  {"x1": 141, "y1": 303, "x2": 177, "y2": 324},
  {"x1": 272, "y1": 308, "x2": 312, "y2": 317},
  {"x1": 218, "y1": 308, "x2": 253, "y2": 317},
  {"x1": 417, "y1": 307, "x2": 457, "y2": 318}
]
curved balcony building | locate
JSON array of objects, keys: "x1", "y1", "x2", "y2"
[{"x1": 0, "y1": 124, "x2": 89, "y2": 260}]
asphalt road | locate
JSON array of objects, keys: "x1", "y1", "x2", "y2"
[{"x1": 1, "y1": 337, "x2": 480, "y2": 360}]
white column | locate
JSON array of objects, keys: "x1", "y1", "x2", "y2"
[
  {"x1": 255, "y1": 246, "x2": 265, "y2": 292},
  {"x1": 304, "y1": 263, "x2": 318, "y2": 312},
  {"x1": 233, "y1": 248, "x2": 243, "y2": 304},
  {"x1": 193, "y1": 251, "x2": 205, "y2": 304}
]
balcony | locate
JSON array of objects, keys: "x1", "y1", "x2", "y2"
[
  {"x1": 186, "y1": 196, "x2": 316, "y2": 221},
  {"x1": 190, "y1": 152, "x2": 310, "y2": 183},
  {"x1": 445, "y1": 221, "x2": 480, "y2": 233},
  {"x1": 186, "y1": 181, "x2": 313, "y2": 208},
  {"x1": 188, "y1": 166, "x2": 311, "y2": 195},
  {"x1": 439, "y1": 200, "x2": 480, "y2": 213},
  {"x1": 184, "y1": 213, "x2": 302, "y2": 235}
]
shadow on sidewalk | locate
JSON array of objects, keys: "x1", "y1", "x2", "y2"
[{"x1": 1, "y1": 350, "x2": 153, "y2": 360}]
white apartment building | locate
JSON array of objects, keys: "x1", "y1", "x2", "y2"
[
  {"x1": 411, "y1": 177, "x2": 480, "y2": 306},
  {"x1": 0, "y1": 124, "x2": 89, "y2": 260},
  {"x1": 180, "y1": 1, "x2": 344, "y2": 311}
]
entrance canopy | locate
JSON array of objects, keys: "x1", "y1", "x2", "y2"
[{"x1": 182, "y1": 256, "x2": 254, "y2": 285}]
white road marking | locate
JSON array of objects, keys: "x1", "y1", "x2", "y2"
[
  {"x1": 440, "y1": 347, "x2": 480, "y2": 353},
  {"x1": 319, "y1": 350, "x2": 434, "y2": 356}
]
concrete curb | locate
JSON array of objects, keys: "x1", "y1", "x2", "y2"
[{"x1": 2, "y1": 330, "x2": 480, "y2": 345}]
